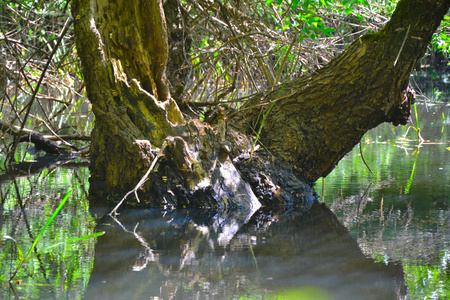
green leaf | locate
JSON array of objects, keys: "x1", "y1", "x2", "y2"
[
  {"x1": 322, "y1": 28, "x2": 336, "y2": 36},
  {"x1": 355, "y1": 13, "x2": 364, "y2": 23},
  {"x1": 308, "y1": 16, "x2": 323, "y2": 24},
  {"x1": 319, "y1": 0, "x2": 330, "y2": 7},
  {"x1": 292, "y1": 0, "x2": 300, "y2": 10},
  {"x1": 3, "y1": 235, "x2": 24, "y2": 260},
  {"x1": 24, "y1": 189, "x2": 74, "y2": 259}
]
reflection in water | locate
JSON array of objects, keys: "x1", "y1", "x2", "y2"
[
  {"x1": 317, "y1": 103, "x2": 450, "y2": 298},
  {"x1": 0, "y1": 166, "x2": 96, "y2": 300},
  {"x1": 85, "y1": 204, "x2": 405, "y2": 300},
  {"x1": 2, "y1": 104, "x2": 446, "y2": 299}
]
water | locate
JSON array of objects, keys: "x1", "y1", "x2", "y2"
[
  {"x1": 318, "y1": 102, "x2": 450, "y2": 298},
  {"x1": 0, "y1": 103, "x2": 449, "y2": 299},
  {"x1": 83, "y1": 207, "x2": 404, "y2": 300}
]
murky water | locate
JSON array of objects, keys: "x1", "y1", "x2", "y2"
[{"x1": 1, "y1": 103, "x2": 449, "y2": 299}]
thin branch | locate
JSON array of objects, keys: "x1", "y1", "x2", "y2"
[
  {"x1": 359, "y1": 141, "x2": 374, "y2": 174},
  {"x1": 110, "y1": 141, "x2": 168, "y2": 216},
  {"x1": 5, "y1": 17, "x2": 74, "y2": 166}
]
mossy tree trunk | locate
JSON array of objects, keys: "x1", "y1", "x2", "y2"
[
  {"x1": 72, "y1": 0, "x2": 449, "y2": 209},
  {"x1": 231, "y1": 0, "x2": 449, "y2": 182},
  {"x1": 72, "y1": 0, "x2": 183, "y2": 195},
  {"x1": 72, "y1": 0, "x2": 261, "y2": 210}
]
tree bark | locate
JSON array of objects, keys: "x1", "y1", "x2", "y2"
[
  {"x1": 231, "y1": 0, "x2": 449, "y2": 182},
  {"x1": 72, "y1": 0, "x2": 449, "y2": 209},
  {"x1": 72, "y1": 0, "x2": 184, "y2": 193}
]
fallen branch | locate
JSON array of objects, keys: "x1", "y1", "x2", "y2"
[
  {"x1": 0, "y1": 120, "x2": 90, "y2": 141},
  {"x1": 110, "y1": 141, "x2": 168, "y2": 216}
]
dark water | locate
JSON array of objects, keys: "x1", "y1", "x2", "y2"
[
  {"x1": 83, "y1": 207, "x2": 404, "y2": 300},
  {"x1": 1, "y1": 103, "x2": 449, "y2": 299}
]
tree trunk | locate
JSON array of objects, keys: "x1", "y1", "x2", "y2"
[
  {"x1": 231, "y1": 0, "x2": 449, "y2": 182},
  {"x1": 72, "y1": 0, "x2": 262, "y2": 211},
  {"x1": 72, "y1": 0, "x2": 449, "y2": 209}
]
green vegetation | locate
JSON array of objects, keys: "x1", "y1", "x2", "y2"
[
  {"x1": 404, "y1": 256, "x2": 450, "y2": 299},
  {"x1": 4, "y1": 189, "x2": 104, "y2": 281},
  {"x1": 0, "y1": 0, "x2": 449, "y2": 299},
  {"x1": 0, "y1": 164, "x2": 99, "y2": 299},
  {"x1": 316, "y1": 103, "x2": 450, "y2": 299}
]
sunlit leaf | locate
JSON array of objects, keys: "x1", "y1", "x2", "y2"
[
  {"x1": 322, "y1": 28, "x2": 336, "y2": 37},
  {"x1": 355, "y1": 12, "x2": 364, "y2": 23},
  {"x1": 308, "y1": 16, "x2": 323, "y2": 24}
]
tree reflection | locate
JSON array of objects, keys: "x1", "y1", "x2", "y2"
[{"x1": 86, "y1": 203, "x2": 406, "y2": 300}]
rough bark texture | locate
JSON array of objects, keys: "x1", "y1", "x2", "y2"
[
  {"x1": 231, "y1": 0, "x2": 450, "y2": 182},
  {"x1": 72, "y1": 0, "x2": 163, "y2": 195},
  {"x1": 95, "y1": 0, "x2": 170, "y2": 100},
  {"x1": 73, "y1": 0, "x2": 449, "y2": 209},
  {"x1": 73, "y1": 0, "x2": 261, "y2": 211}
]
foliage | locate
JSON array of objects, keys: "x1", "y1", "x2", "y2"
[
  {"x1": 182, "y1": 0, "x2": 450, "y2": 115},
  {"x1": 404, "y1": 258, "x2": 450, "y2": 299},
  {"x1": 432, "y1": 15, "x2": 450, "y2": 55},
  {"x1": 0, "y1": 165, "x2": 100, "y2": 298},
  {"x1": 183, "y1": 0, "x2": 394, "y2": 107},
  {"x1": 3, "y1": 189, "x2": 104, "y2": 281}
]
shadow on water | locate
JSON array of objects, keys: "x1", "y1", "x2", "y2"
[{"x1": 84, "y1": 204, "x2": 406, "y2": 300}]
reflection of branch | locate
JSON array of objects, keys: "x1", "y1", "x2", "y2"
[
  {"x1": 109, "y1": 215, "x2": 158, "y2": 272},
  {"x1": 10, "y1": 178, "x2": 50, "y2": 284},
  {"x1": 0, "y1": 156, "x2": 88, "y2": 185},
  {"x1": 357, "y1": 183, "x2": 373, "y2": 215}
]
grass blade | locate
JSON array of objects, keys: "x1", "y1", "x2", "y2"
[
  {"x1": 32, "y1": 232, "x2": 105, "y2": 258},
  {"x1": 24, "y1": 189, "x2": 74, "y2": 260}
]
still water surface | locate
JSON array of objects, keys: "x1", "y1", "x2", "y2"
[{"x1": 0, "y1": 103, "x2": 449, "y2": 299}]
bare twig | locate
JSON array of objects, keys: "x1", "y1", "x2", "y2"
[
  {"x1": 359, "y1": 140, "x2": 374, "y2": 174},
  {"x1": 110, "y1": 141, "x2": 168, "y2": 216}
]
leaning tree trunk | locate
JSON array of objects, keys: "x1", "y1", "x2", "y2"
[
  {"x1": 231, "y1": 0, "x2": 449, "y2": 182},
  {"x1": 72, "y1": 0, "x2": 449, "y2": 210}
]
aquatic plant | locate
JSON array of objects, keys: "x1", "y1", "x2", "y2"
[{"x1": 3, "y1": 189, "x2": 104, "y2": 281}]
